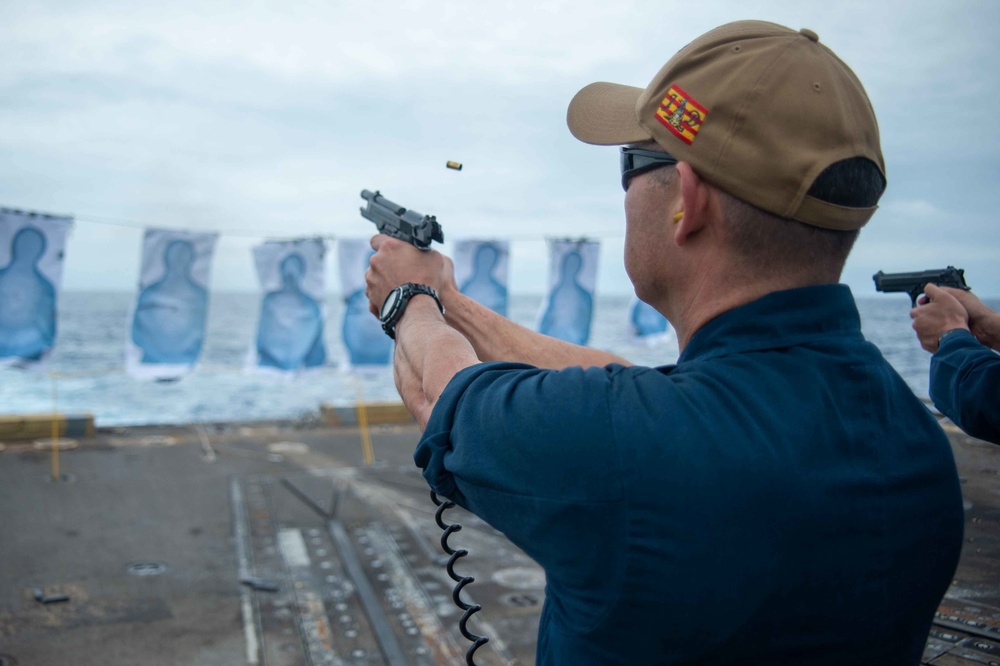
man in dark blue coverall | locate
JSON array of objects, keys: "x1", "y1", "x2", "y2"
[
  {"x1": 366, "y1": 20, "x2": 964, "y2": 666},
  {"x1": 911, "y1": 283, "x2": 1000, "y2": 444}
]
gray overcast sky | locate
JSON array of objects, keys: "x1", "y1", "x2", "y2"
[{"x1": 1, "y1": 0, "x2": 998, "y2": 297}]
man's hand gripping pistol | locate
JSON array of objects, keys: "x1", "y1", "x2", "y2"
[{"x1": 360, "y1": 189, "x2": 444, "y2": 250}]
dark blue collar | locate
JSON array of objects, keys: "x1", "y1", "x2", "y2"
[{"x1": 678, "y1": 284, "x2": 863, "y2": 364}]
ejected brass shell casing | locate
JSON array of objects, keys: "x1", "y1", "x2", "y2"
[{"x1": 446, "y1": 161, "x2": 463, "y2": 171}]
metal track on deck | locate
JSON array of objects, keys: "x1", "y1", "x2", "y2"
[{"x1": 230, "y1": 468, "x2": 541, "y2": 665}]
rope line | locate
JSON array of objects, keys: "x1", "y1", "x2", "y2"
[{"x1": 5, "y1": 204, "x2": 624, "y2": 241}]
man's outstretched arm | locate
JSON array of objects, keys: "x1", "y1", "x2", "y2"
[
  {"x1": 365, "y1": 235, "x2": 631, "y2": 371},
  {"x1": 439, "y1": 281, "x2": 631, "y2": 369},
  {"x1": 390, "y1": 297, "x2": 479, "y2": 430}
]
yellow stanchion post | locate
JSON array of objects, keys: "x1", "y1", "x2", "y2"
[
  {"x1": 50, "y1": 371, "x2": 60, "y2": 482},
  {"x1": 355, "y1": 378, "x2": 375, "y2": 465}
]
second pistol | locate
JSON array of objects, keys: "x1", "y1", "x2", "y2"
[{"x1": 873, "y1": 266, "x2": 970, "y2": 307}]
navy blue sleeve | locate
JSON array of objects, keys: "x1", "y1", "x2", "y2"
[
  {"x1": 930, "y1": 330, "x2": 1000, "y2": 444},
  {"x1": 415, "y1": 361, "x2": 626, "y2": 507},
  {"x1": 414, "y1": 362, "x2": 628, "y2": 629}
]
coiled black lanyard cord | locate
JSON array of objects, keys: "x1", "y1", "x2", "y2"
[{"x1": 431, "y1": 491, "x2": 490, "y2": 665}]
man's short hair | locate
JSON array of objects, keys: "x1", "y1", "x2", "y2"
[{"x1": 720, "y1": 157, "x2": 885, "y2": 275}]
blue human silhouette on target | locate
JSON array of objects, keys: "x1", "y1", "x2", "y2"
[
  {"x1": 342, "y1": 249, "x2": 392, "y2": 366},
  {"x1": 0, "y1": 226, "x2": 57, "y2": 360},
  {"x1": 256, "y1": 253, "x2": 326, "y2": 370},
  {"x1": 131, "y1": 240, "x2": 209, "y2": 364},
  {"x1": 459, "y1": 243, "x2": 508, "y2": 317},
  {"x1": 539, "y1": 249, "x2": 594, "y2": 345},
  {"x1": 630, "y1": 299, "x2": 669, "y2": 338}
]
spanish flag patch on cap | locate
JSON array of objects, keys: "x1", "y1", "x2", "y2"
[{"x1": 655, "y1": 84, "x2": 708, "y2": 145}]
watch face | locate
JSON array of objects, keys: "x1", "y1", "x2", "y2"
[{"x1": 381, "y1": 288, "x2": 401, "y2": 321}]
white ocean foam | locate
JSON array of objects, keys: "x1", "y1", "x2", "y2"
[{"x1": 0, "y1": 291, "x2": 974, "y2": 427}]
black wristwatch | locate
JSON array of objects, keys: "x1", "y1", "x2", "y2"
[{"x1": 379, "y1": 283, "x2": 445, "y2": 339}]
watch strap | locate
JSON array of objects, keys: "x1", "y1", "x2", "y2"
[
  {"x1": 937, "y1": 327, "x2": 970, "y2": 350},
  {"x1": 380, "y1": 283, "x2": 445, "y2": 339}
]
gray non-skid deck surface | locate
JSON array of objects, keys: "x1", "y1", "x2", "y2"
[
  {"x1": 231, "y1": 468, "x2": 541, "y2": 665},
  {"x1": 0, "y1": 422, "x2": 541, "y2": 666},
  {"x1": 1, "y1": 419, "x2": 999, "y2": 665}
]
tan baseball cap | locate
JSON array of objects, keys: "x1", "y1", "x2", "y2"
[{"x1": 567, "y1": 20, "x2": 885, "y2": 230}]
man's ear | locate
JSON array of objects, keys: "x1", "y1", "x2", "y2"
[{"x1": 674, "y1": 162, "x2": 710, "y2": 246}]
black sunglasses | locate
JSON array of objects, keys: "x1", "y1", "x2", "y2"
[{"x1": 620, "y1": 147, "x2": 678, "y2": 191}]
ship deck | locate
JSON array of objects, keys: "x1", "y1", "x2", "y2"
[{"x1": 1, "y1": 416, "x2": 998, "y2": 665}]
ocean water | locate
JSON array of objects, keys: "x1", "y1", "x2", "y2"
[{"x1": 1, "y1": 291, "x2": 994, "y2": 427}]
